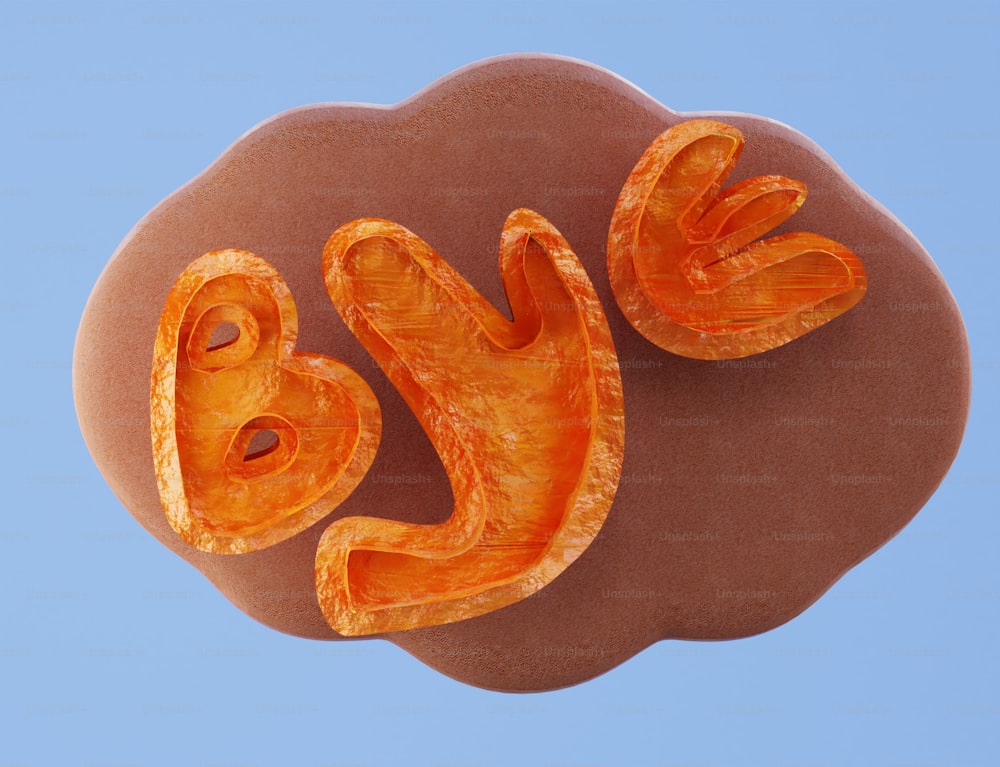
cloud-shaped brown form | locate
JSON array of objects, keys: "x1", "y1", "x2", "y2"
[{"x1": 74, "y1": 54, "x2": 969, "y2": 691}]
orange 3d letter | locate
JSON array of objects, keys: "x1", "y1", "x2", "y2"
[
  {"x1": 317, "y1": 209, "x2": 625, "y2": 635},
  {"x1": 608, "y1": 119, "x2": 867, "y2": 359},
  {"x1": 150, "y1": 250, "x2": 381, "y2": 554}
]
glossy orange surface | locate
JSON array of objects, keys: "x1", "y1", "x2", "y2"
[
  {"x1": 317, "y1": 209, "x2": 625, "y2": 635},
  {"x1": 608, "y1": 119, "x2": 867, "y2": 359},
  {"x1": 150, "y1": 250, "x2": 381, "y2": 554}
]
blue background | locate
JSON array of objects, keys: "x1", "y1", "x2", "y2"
[{"x1": 2, "y1": 1, "x2": 997, "y2": 764}]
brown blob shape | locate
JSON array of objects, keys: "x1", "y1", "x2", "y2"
[{"x1": 73, "y1": 54, "x2": 970, "y2": 691}]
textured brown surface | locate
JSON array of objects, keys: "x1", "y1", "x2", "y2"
[{"x1": 73, "y1": 54, "x2": 970, "y2": 691}]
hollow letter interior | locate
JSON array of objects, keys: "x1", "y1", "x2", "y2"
[{"x1": 317, "y1": 209, "x2": 625, "y2": 634}]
